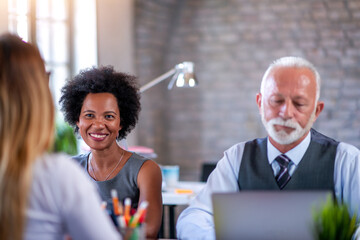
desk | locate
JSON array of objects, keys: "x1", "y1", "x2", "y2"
[{"x1": 160, "y1": 181, "x2": 206, "y2": 239}]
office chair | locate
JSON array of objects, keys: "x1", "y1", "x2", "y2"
[{"x1": 200, "y1": 162, "x2": 217, "y2": 182}]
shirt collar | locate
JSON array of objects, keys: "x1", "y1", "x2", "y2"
[{"x1": 267, "y1": 131, "x2": 311, "y2": 166}]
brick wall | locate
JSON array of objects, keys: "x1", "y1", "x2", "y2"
[{"x1": 135, "y1": 0, "x2": 360, "y2": 180}]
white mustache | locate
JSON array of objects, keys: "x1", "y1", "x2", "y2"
[{"x1": 268, "y1": 118, "x2": 302, "y2": 130}]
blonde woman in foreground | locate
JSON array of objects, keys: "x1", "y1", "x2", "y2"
[{"x1": 0, "y1": 33, "x2": 121, "y2": 240}]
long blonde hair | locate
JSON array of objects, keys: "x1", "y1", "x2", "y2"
[{"x1": 0, "y1": 34, "x2": 55, "y2": 240}]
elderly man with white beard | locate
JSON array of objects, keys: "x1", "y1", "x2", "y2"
[{"x1": 176, "y1": 56, "x2": 360, "y2": 240}]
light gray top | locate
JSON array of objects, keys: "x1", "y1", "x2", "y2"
[{"x1": 26, "y1": 153, "x2": 120, "y2": 240}]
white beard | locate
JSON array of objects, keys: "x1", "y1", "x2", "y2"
[{"x1": 261, "y1": 105, "x2": 316, "y2": 145}]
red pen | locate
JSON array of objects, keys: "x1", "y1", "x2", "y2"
[{"x1": 129, "y1": 201, "x2": 149, "y2": 228}]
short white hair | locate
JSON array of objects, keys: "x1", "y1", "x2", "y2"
[{"x1": 260, "y1": 56, "x2": 321, "y2": 101}]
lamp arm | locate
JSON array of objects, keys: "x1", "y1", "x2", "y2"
[{"x1": 139, "y1": 68, "x2": 176, "y2": 93}]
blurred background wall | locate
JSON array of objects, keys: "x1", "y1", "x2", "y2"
[
  {"x1": 2, "y1": 0, "x2": 360, "y2": 181},
  {"x1": 134, "y1": 0, "x2": 360, "y2": 180}
]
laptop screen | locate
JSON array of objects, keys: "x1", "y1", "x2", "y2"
[{"x1": 212, "y1": 191, "x2": 330, "y2": 240}]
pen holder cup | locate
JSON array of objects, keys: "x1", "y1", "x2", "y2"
[{"x1": 119, "y1": 224, "x2": 145, "y2": 240}]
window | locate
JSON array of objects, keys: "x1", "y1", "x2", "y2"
[
  {"x1": 8, "y1": 0, "x2": 30, "y2": 42},
  {"x1": 7, "y1": 0, "x2": 97, "y2": 111},
  {"x1": 8, "y1": 0, "x2": 70, "y2": 110}
]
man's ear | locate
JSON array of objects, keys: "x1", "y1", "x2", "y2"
[{"x1": 256, "y1": 93, "x2": 262, "y2": 113}]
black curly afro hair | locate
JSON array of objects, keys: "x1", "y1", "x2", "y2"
[{"x1": 59, "y1": 66, "x2": 141, "y2": 140}]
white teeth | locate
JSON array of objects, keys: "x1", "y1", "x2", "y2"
[{"x1": 90, "y1": 133, "x2": 106, "y2": 138}]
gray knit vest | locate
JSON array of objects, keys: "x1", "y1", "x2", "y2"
[{"x1": 238, "y1": 129, "x2": 338, "y2": 191}]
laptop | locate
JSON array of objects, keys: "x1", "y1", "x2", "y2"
[{"x1": 212, "y1": 191, "x2": 331, "y2": 240}]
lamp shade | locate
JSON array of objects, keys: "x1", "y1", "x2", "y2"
[
  {"x1": 139, "y1": 61, "x2": 198, "y2": 93},
  {"x1": 167, "y1": 62, "x2": 198, "y2": 90}
]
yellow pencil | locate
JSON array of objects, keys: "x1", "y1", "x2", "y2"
[{"x1": 175, "y1": 189, "x2": 194, "y2": 194}]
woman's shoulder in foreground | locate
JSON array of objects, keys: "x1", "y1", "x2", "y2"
[
  {"x1": 31, "y1": 153, "x2": 96, "y2": 206},
  {"x1": 34, "y1": 153, "x2": 88, "y2": 178},
  {"x1": 29, "y1": 153, "x2": 121, "y2": 240}
]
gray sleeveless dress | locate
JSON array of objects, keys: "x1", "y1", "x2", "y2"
[{"x1": 73, "y1": 152, "x2": 147, "y2": 211}]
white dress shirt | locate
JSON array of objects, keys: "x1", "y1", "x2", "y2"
[{"x1": 176, "y1": 132, "x2": 360, "y2": 240}]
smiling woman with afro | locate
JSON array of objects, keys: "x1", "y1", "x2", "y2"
[{"x1": 59, "y1": 66, "x2": 163, "y2": 238}]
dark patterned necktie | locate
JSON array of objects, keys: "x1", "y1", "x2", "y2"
[{"x1": 275, "y1": 154, "x2": 292, "y2": 189}]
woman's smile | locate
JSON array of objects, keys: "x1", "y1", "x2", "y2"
[{"x1": 89, "y1": 133, "x2": 109, "y2": 141}]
